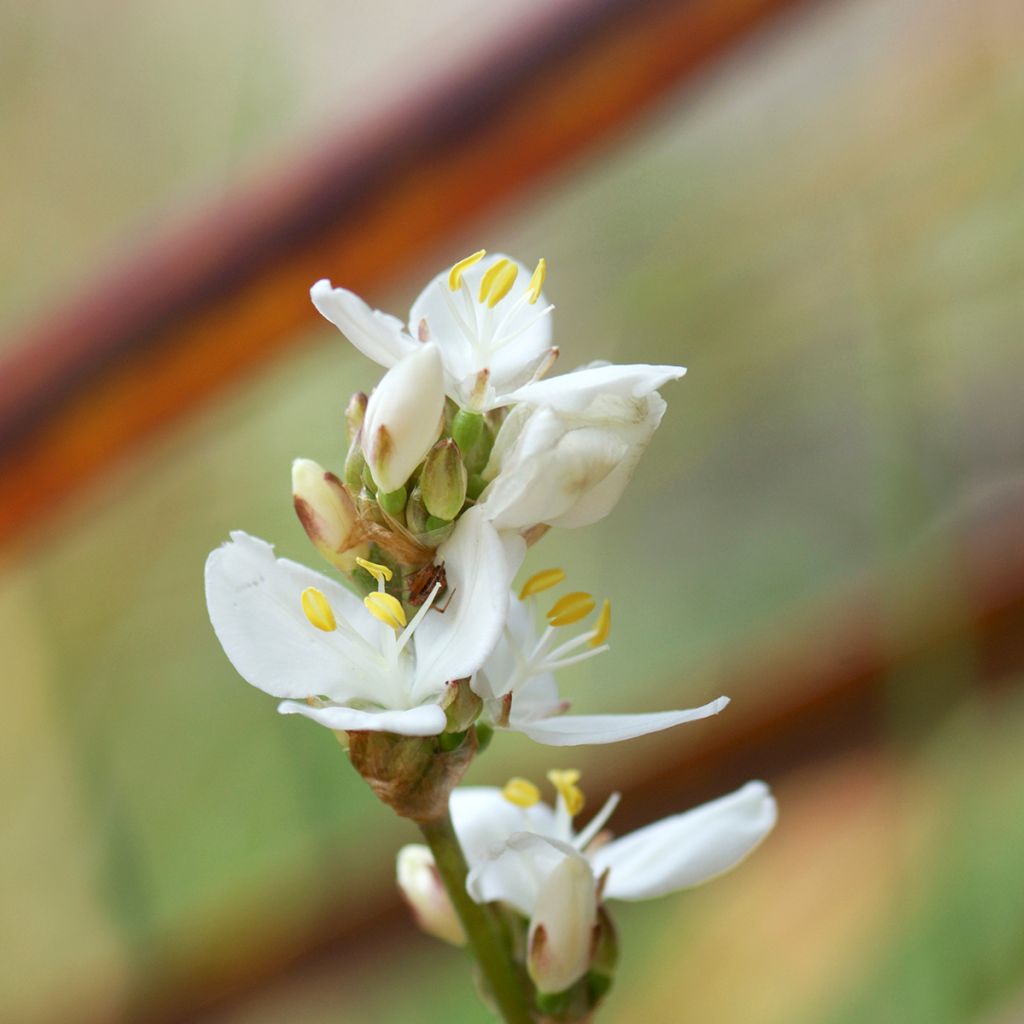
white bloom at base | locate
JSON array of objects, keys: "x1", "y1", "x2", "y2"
[
  {"x1": 474, "y1": 570, "x2": 728, "y2": 746},
  {"x1": 478, "y1": 362, "x2": 685, "y2": 531},
  {"x1": 311, "y1": 251, "x2": 556, "y2": 412},
  {"x1": 452, "y1": 779, "x2": 776, "y2": 993},
  {"x1": 204, "y1": 508, "x2": 516, "y2": 737},
  {"x1": 397, "y1": 845, "x2": 467, "y2": 946},
  {"x1": 361, "y1": 343, "x2": 445, "y2": 493}
]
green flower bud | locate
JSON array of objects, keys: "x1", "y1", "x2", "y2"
[
  {"x1": 405, "y1": 485, "x2": 429, "y2": 534},
  {"x1": 421, "y1": 439, "x2": 468, "y2": 521},
  {"x1": 452, "y1": 408, "x2": 484, "y2": 454},
  {"x1": 379, "y1": 485, "x2": 407, "y2": 518},
  {"x1": 345, "y1": 391, "x2": 368, "y2": 442},
  {"x1": 344, "y1": 434, "x2": 366, "y2": 492}
]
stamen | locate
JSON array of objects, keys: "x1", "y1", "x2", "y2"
[
  {"x1": 364, "y1": 591, "x2": 407, "y2": 630},
  {"x1": 590, "y1": 599, "x2": 611, "y2": 647},
  {"x1": 478, "y1": 258, "x2": 518, "y2": 308},
  {"x1": 502, "y1": 777, "x2": 541, "y2": 808},
  {"x1": 574, "y1": 792, "x2": 621, "y2": 852},
  {"x1": 355, "y1": 557, "x2": 393, "y2": 584},
  {"x1": 547, "y1": 769, "x2": 585, "y2": 817},
  {"x1": 448, "y1": 249, "x2": 485, "y2": 291},
  {"x1": 525, "y1": 258, "x2": 546, "y2": 304},
  {"x1": 546, "y1": 592, "x2": 595, "y2": 627},
  {"x1": 301, "y1": 587, "x2": 336, "y2": 632},
  {"x1": 519, "y1": 567, "x2": 566, "y2": 600}
]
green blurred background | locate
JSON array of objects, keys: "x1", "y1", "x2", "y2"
[{"x1": 3, "y1": 0, "x2": 1024, "y2": 1021}]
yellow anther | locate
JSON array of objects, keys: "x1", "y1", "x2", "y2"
[
  {"x1": 301, "y1": 587, "x2": 337, "y2": 632},
  {"x1": 364, "y1": 591, "x2": 407, "y2": 629},
  {"x1": 502, "y1": 777, "x2": 541, "y2": 808},
  {"x1": 519, "y1": 567, "x2": 566, "y2": 600},
  {"x1": 525, "y1": 258, "x2": 546, "y2": 304},
  {"x1": 589, "y1": 599, "x2": 611, "y2": 647},
  {"x1": 546, "y1": 591, "x2": 596, "y2": 627},
  {"x1": 547, "y1": 769, "x2": 585, "y2": 817},
  {"x1": 448, "y1": 249, "x2": 486, "y2": 291},
  {"x1": 478, "y1": 258, "x2": 519, "y2": 308},
  {"x1": 355, "y1": 556, "x2": 393, "y2": 584}
]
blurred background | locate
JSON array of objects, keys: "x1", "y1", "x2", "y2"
[{"x1": 3, "y1": 0, "x2": 1024, "y2": 1021}]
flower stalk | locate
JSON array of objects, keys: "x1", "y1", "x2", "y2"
[{"x1": 419, "y1": 810, "x2": 537, "y2": 1024}]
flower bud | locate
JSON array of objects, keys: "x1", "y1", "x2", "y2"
[
  {"x1": 292, "y1": 458, "x2": 368, "y2": 572},
  {"x1": 420, "y1": 439, "x2": 468, "y2": 521},
  {"x1": 345, "y1": 391, "x2": 368, "y2": 442},
  {"x1": 405, "y1": 485, "x2": 429, "y2": 534},
  {"x1": 396, "y1": 845, "x2": 466, "y2": 947},
  {"x1": 362, "y1": 344, "x2": 445, "y2": 493}
]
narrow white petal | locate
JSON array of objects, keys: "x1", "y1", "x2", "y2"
[
  {"x1": 278, "y1": 700, "x2": 447, "y2": 736},
  {"x1": 506, "y1": 362, "x2": 685, "y2": 412},
  {"x1": 205, "y1": 532, "x2": 382, "y2": 703},
  {"x1": 310, "y1": 279, "x2": 417, "y2": 368},
  {"x1": 450, "y1": 787, "x2": 558, "y2": 867},
  {"x1": 592, "y1": 781, "x2": 777, "y2": 901},
  {"x1": 509, "y1": 697, "x2": 730, "y2": 746},
  {"x1": 413, "y1": 508, "x2": 517, "y2": 692}
]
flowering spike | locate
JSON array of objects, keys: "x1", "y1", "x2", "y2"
[
  {"x1": 355, "y1": 557, "x2": 393, "y2": 584},
  {"x1": 503, "y1": 777, "x2": 541, "y2": 808},
  {"x1": 478, "y1": 258, "x2": 518, "y2": 307},
  {"x1": 547, "y1": 769, "x2": 585, "y2": 817},
  {"x1": 364, "y1": 591, "x2": 407, "y2": 629},
  {"x1": 519, "y1": 567, "x2": 566, "y2": 600},
  {"x1": 526, "y1": 258, "x2": 546, "y2": 304},
  {"x1": 590, "y1": 599, "x2": 611, "y2": 647},
  {"x1": 301, "y1": 587, "x2": 336, "y2": 632},
  {"x1": 546, "y1": 591, "x2": 595, "y2": 627},
  {"x1": 448, "y1": 249, "x2": 485, "y2": 291}
]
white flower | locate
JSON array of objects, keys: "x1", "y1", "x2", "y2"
[
  {"x1": 397, "y1": 845, "x2": 466, "y2": 946},
  {"x1": 311, "y1": 251, "x2": 556, "y2": 412},
  {"x1": 473, "y1": 569, "x2": 728, "y2": 746},
  {"x1": 478, "y1": 362, "x2": 685, "y2": 530},
  {"x1": 361, "y1": 343, "x2": 445, "y2": 493},
  {"x1": 204, "y1": 508, "x2": 516, "y2": 736},
  {"x1": 400, "y1": 777, "x2": 777, "y2": 993}
]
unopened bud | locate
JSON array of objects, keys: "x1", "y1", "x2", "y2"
[
  {"x1": 345, "y1": 391, "x2": 368, "y2": 442},
  {"x1": 421, "y1": 439, "x2": 468, "y2": 521},
  {"x1": 379, "y1": 485, "x2": 407, "y2": 519},
  {"x1": 396, "y1": 845, "x2": 466, "y2": 947},
  {"x1": 405, "y1": 486, "x2": 429, "y2": 534},
  {"x1": 292, "y1": 458, "x2": 368, "y2": 572},
  {"x1": 363, "y1": 345, "x2": 445, "y2": 493},
  {"x1": 343, "y1": 435, "x2": 366, "y2": 492}
]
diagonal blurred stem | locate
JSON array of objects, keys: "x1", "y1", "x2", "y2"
[{"x1": 420, "y1": 811, "x2": 535, "y2": 1023}]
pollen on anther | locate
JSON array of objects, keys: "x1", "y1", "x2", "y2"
[
  {"x1": 364, "y1": 591, "x2": 407, "y2": 629},
  {"x1": 547, "y1": 769, "x2": 585, "y2": 817},
  {"x1": 301, "y1": 587, "x2": 337, "y2": 632},
  {"x1": 502, "y1": 777, "x2": 541, "y2": 808},
  {"x1": 519, "y1": 567, "x2": 566, "y2": 600},
  {"x1": 589, "y1": 599, "x2": 611, "y2": 647},
  {"x1": 546, "y1": 591, "x2": 595, "y2": 627},
  {"x1": 526, "y1": 258, "x2": 546, "y2": 304},
  {"x1": 448, "y1": 249, "x2": 485, "y2": 291},
  {"x1": 355, "y1": 557, "x2": 393, "y2": 584},
  {"x1": 478, "y1": 258, "x2": 518, "y2": 307}
]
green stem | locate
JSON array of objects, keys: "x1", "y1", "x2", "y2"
[{"x1": 420, "y1": 812, "x2": 535, "y2": 1023}]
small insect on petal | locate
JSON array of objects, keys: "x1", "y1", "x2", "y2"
[
  {"x1": 364, "y1": 591, "x2": 407, "y2": 629},
  {"x1": 546, "y1": 592, "x2": 595, "y2": 627},
  {"x1": 519, "y1": 567, "x2": 566, "y2": 600},
  {"x1": 503, "y1": 777, "x2": 541, "y2": 808},
  {"x1": 589, "y1": 599, "x2": 611, "y2": 647},
  {"x1": 448, "y1": 249, "x2": 486, "y2": 291},
  {"x1": 301, "y1": 587, "x2": 337, "y2": 632},
  {"x1": 547, "y1": 769, "x2": 585, "y2": 817},
  {"x1": 355, "y1": 557, "x2": 393, "y2": 584}
]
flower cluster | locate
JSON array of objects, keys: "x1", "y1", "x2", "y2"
[{"x1": 204, "y1": 251, "x2": 776, "y2": 1019}]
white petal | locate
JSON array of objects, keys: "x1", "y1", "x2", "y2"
[
  {"x1": 509, "y1": 697, "x2": 730, "y2": 746},
  {"x1": 310, "y1": 279, "x2": 417, "y2": 368},
  {"x1": 507, "y1": 362, "x2": 685, "y2": 412},
  {"x1": 592, "y1": 781, "x2": 777, "y2": 901},
  {"x1": 205, "y1": 532, "x2": 382, "y2": 703},
  {"x1": 450, "y1": 787, "x2": 558, "y2": 867},
  {"x1": 278, "y1": 700, "x2": 447, "y2": 736},
  {"x1": 396, "y1": 845, "x2": 466, "y2": 946},
  {"x1": 412, "y1": 508, "x2": 515, "y2": 695}
]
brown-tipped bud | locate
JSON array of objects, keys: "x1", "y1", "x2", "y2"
[
  {"x1": 344, "y1": 434, "x2": 367, "y2": 492},
  {"x1": 421, "y1": 439, "x2": 468, "y2": 521},
  {"x1": 441, "y1": 679, "x2": 482, "y2": 733},
  {"x1": 292, "y1": 458, "x2": 368, "y2": 572},
  {"x1": 345, "y1": 391, "x2": 368, "y2": 442},
  {"x1": 405, "y1": 485, "x2": 429, "y2": 535}
]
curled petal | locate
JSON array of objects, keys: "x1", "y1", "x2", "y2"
[
  {"x1": 278, "y1": 700, "x2": 447, "y2": 736},
  {"x1": 592, "y1": 781, "x2": 777, "y2": 901},
  {"x1": 310, "y1": 279, "x2": 416, "y2": 368},
  {"x1": 506, "y1": 362, "x2": 685, "y2": 412}
]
